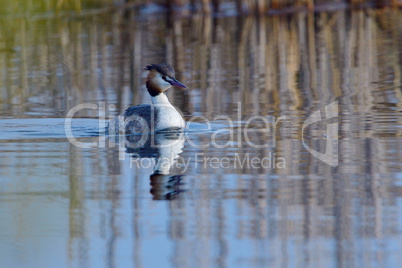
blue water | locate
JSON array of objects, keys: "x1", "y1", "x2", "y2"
[{"x1": 0, "y1": 7, "x2": 401, "y2": 268}]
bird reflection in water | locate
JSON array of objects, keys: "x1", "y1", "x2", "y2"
[{"x1": 125, "y1": 129, "x2": 186, "y2": 200}]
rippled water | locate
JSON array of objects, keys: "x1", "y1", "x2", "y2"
[{"x1": 0, "y1": 7, "x2": 401, "y2": 268}]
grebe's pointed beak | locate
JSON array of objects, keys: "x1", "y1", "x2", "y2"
[{"x1": 170, "y1": 78, "x2": 188, "y2": 88}]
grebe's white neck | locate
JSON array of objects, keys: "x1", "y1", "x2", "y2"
[
  {"x1": 150, "y1": 92, "x2": 185, "y2": 131},
  {"x1": 151, "y1": 92, "x2": 171, "y2": 106}
]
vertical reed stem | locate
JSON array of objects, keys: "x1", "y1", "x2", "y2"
[{"x1": 202, "y1": 0, "x2": 211, "y2": 13}]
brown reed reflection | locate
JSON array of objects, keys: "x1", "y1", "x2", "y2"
[
  {"x1": 0, "y1": 0, "x2": 400, "y2": 16},
  {"x1": 0, "y1": 5, "x2": 400, "y2": 268}
]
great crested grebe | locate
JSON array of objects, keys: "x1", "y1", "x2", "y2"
[{"x1": 107, "y1": 63, "x2": 187, "y2": 135}]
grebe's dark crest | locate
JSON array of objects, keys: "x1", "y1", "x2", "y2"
[{"x1": 145, "y1": 63, "x2": 176, "y2": 77}]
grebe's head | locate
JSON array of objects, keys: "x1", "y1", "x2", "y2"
[{"x1": 145, "y1": 63, "x2": 187, "y2": 97}]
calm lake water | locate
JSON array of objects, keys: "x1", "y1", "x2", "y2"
[{"x1": 0, "y1": 6, "x2": 401, "y2": 268}]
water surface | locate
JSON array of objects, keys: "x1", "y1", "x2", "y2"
[{"x1": 0, "y1": 7, "x2": 401, "y2": 268}]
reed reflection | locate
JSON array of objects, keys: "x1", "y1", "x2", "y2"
[{"x1": 0, "y1": 5, "x2": 400, "y2": 268}]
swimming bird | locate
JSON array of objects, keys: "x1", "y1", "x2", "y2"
[{"x1": 107, "y1": 63, "x2": 187, "y2": 135}]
